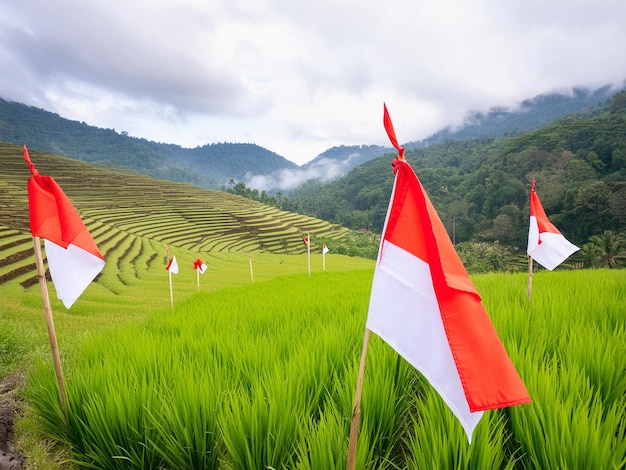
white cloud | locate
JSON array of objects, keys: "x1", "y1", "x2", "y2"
[
  {"x1": 1, "y1": 0, "x2": 625, "y2": 165},
  {"x1": 245, "y1": 154, "x2": 366, "y2": 191}
]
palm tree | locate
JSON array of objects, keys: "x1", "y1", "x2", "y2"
[
  {"x1": 587, "y1": 231, "x2": 626, "y2": 268},
  {"x1": 580, "y1": 242, "x2": 602, "y2": 268}
]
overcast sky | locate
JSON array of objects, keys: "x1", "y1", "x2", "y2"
[{"x1": 1, "y1": 0, "x2": 625, "y2": 165}]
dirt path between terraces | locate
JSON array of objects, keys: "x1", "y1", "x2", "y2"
[{"x1": 0, "y1": 373, "x2": 24, "y2": 470}]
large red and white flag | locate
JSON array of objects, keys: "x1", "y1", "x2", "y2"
[
  {"x1": 527, "y1": 180, "x2": 579, "y2": 270},
  {"x1": 367, "y1": 107, "x2": 530, "y2": 441},
  {"x1": 24, "y1": 146, "x2": 105, "y2": 308},
  {"x1": 322, "y1": 243, "x2": 329, "y2": 255}
]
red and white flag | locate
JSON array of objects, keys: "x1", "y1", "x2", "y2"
[
  {"x1": 193, "y1": 258, "x2": 207, "y2": 274},
  {"x1": 166, "y1": 256, "x2": 179, "y2": 274},
  {"x1": 322, "y1": 243, "x2": 329, "y2": 255},
  {"x1": 366, "y1": 107, "x2": 530, "y2": 441},
  {"x1": 303, "y1": 236, "x2": 309, "y2": 246},
  {"x1": 527, "y1": 180, "x2": 579, "y2": 270},
  {"x1": 24, "y1": 145, "x2": 105, "y2": 309}
]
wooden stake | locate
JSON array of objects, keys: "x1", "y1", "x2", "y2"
[
  {"x1": 527, "y1": 256, "x2": 533, "y2": 301},
  {"x1": 169, "y1": 269, "x2": 174, "y2": 312},
  {"x1": 249, "y1": 254, "x2": 254, "y2": 282},
  {"x1": 347, "y1": 328, "x2": 371, "y2": 470},
  {"x1": 307, "y1": 232, "x2": 311, "y2": 276},
  {"x1": 32, "y1": 236, "x2": 68, "y2": 420},
  {"x1": 196, "y1": 268, "x2": 200, "y2": 292}
]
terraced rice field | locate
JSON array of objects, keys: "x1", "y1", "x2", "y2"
[{"x1": 0, "y1": 143, "x2": 363, "y2": 291}]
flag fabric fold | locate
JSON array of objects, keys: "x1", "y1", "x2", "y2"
[
  {"x1": 193, "y1": 258, "x2": 207, "y2": 274},
  {"x1": 527, "y1": 181, "x2": 579, "y2": 270},
  {"x1": 367, "y1": 110, "x2": 530, "y2": 441},
  {"x1": 166, "y1": 256, "x2": 179, "y2": 274},
  {"x1": 24, "y1": 145, "x2": 105, "y2": 308}
]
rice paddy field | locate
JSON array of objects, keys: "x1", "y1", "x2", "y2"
[
  {"x1": 3, "y1": 267, "x2": 624, "y2": 469},
  {"x1": 1, "y1": 143, "x2": 625, "y2": 468}
]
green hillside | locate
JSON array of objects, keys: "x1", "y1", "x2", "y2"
[{"x1": 287, "y1": 91, "x2": 626, "y2": 249}]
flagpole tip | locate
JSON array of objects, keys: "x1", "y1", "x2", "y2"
[
  {"x1": 382, "y1": 103, "x2": 406, "y2": 169},
  {"x1": 23, "y1": 145, "x2": 39, "y2": 176}
]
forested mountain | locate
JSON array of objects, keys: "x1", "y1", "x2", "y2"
[
  {"x1": 282, "y1": 91, "x2": 626, "y2": 252},
  {"x1": 0, "y1": 98, "x2": 297, "y2": 189}
]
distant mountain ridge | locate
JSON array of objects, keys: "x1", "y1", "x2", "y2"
[
  {"x1": 417, "y1": 85, "x2": 623, "y2": 146},
  {"x1": 1, "y1": 83, "x2": 624, "y2": 190}
]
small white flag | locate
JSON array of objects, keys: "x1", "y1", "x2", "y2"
[
  {"x1": 527, "y1": 180, "x2": 579, "y2": 270},
  {"x1": 166, "y1": 256, "x2": 179, "y2": 274},
  {"x1": 194, "y1": 258, "x2": 207, "y2": 274}
]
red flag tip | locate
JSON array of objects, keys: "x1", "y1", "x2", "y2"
[
  {"x1": 382, "y1": 104, "x2": 406, "y2": 162},
  {"x1": 23, "y1": 145, "x2": 39, "y2": 176}
]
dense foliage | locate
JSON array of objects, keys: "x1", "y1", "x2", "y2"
[{"x1": 283, "y1": 92, "x2": 626, "y2": 255}]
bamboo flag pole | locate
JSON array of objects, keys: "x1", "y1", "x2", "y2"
[
  {"x1": 307, "y1": 232, "x2": 311, "y2": 276},
  {"x1": 165, "y1": 255, "x2": 178, "y2": 312},
  {"x1": 249, "y1": 253, "x2": 254, "y2": 282},
  {"x1": 166, "y1": 245, "x2": 173, "y2": 310},
  {"x1": 347, "y1": 328, "x2": 371, "y2": 470},
  {"x1": 322, "y1": 250, "x2": 326, "y2": 272},
  {"x1": 169, "y1": 268, "x2": 174, "y2": 312},
  {"x1": 32, "y1": 236, "x2": 68, "y2": 420},
  {"x1": 527, "y1": 256, "x2": 533, "y2": 301},
  {"x1": 196, "y1": 267, "x2": 200, "y2": 292}
]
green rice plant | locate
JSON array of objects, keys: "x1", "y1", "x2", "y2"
[
  {"x1": 62, "y1": 339, "x2": 168, "y2": 468},
  {"x1": 286, "y1": 325, "x2": 355, "y2": 421},
  {"x1": 507, "y1": 351, "x2": 626, "y2": 469},
  {"x1": 35, "y1": 326, "x2": 222, "y2": 469},
  {"x1": 67, "y1": 390, "x2": 163, "y2": 469},
  {"x1": 556, "y1": 320, "x2": 626, "y2": 410},
  {"x1": 0, "y1": 318, "x2": 29, "y2": 375},
  {"x1": 219, "y1": 378, "x2": 304, "y2": 469},
  {"x1": 404, "y1": 388, "x2": 517, "y2": 470},
  {"x1": 23, "y1": 362, "x2": 69, "y2": 445},
  {"x1": 295, "y1": 400, "x2": 347, "y2": 470},
  {"x1": 142, "y1": 371, "x2": 223, "y2": 469},
  {"x1": 357, "y1": 337, "x2": 416, "y2": 469}
]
